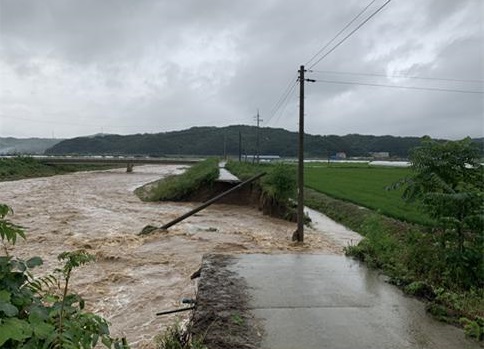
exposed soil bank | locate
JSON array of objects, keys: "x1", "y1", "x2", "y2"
[
  {"x1": 0, "y1": 165, "x2": 339, "y2": 348},
  {"x1": 189, "y1": 254, "x2": 262, "y2": 349},
  {"x1": 170, "y1": 180, "x2": 296, "y2": 222}
]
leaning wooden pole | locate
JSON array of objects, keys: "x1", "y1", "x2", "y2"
[{"x1": 158, "y1": 172, "x2": 266, "y2": 231}]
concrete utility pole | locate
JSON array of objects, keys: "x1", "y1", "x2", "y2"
[
  {"x1": 255, "y1": 109, "x2": 263, "y2": 164},
  {"x1": 296, "y1": 66, "x2": 306, "y2": 242},
  {"x1": 295, "y1": 65, "x2": 315, "y2": 243}
]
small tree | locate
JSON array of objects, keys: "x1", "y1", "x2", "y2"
[{"x1": 401, "y1": 137, "x2": 483, "y2": 289}]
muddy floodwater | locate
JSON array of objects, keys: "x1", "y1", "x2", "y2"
[{"x1": 0, "y1": 165, "x2": 342, "y2": 348}]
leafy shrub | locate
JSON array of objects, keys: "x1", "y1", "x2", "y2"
[
  {"x1": 344, "y1": 215, "x2": 401, "y2": 273},
  {"x1": 404, "y1": 281, "x2": 435, "y2": 300},
  {"x1": 460, "y1": 317, "x2": 484, "y2": 340},
  {"x1": 260, "y1": 163, "x2": 296, "y2": 202},
  {"x1": 226, "y1": 161, "x2": 298, "y2": 221},
  {"x1": 225, "y1": 161, "x2": 295, "y2": 202},
  {"x1": 396, "y1": 137, "x2": 484, "y2": 290},
  {"x1": 154, "y1": 322, "x2": 207, "y2": 349},
  {"x1": 0, "y1": 203, "x2": 128, "y2": 348}
]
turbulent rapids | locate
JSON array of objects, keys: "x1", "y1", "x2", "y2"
[{"x1": 0, "y1": 165, "x2": 343, "y2": 348}]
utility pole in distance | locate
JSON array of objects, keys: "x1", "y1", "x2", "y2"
[
  {"x1": 255, "y1": 109, "x2": 263, "y2": 164},
  {"x1": 238, "y1": 131, "x2": 242, "y2": 162},
  {"x1": 295, "y1": 65, "x2": 315, "y2": 243}
]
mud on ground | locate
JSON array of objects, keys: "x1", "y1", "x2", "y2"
[{"x1": 189, "y1": 254, "x2": 262, "y2": 349}]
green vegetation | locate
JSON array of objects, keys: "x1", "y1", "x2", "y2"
[
  {"x1": 305, "y1": 163, "x2": 433, "y2": 226},
  {"x1": 225, "y1": 161, "x2": 297, "y2": 219},
  {"x1": 398, "y1": 137, "x2": 483, "y2": 290},
  {"x1": 304, "y1": 188, "x2": 414, "y2": 236},
  {"x1": 0, "y1": 156, "x2": 121, "y2": 182},
  {"x1": 141, "y1": 158, "x2": 219, "y2": 201},
  {"x1": 226, "y1": 161, "x2": 296, "y2": 203},
  {"x1": 306, "y1": 187, "x2": 483, "y2": 338},
  {"x1": 154, "y1": 323, "x2": 207, "y2": 349},
  {"x1": 0, "y1": 203, "x2": 128, "y2": 348},
  {"x1": 323, "y1": 138, "x2": 483, "y2": 340},
  {"x1": 45, "y1": 125, "x2": 442, "y2": 158}
]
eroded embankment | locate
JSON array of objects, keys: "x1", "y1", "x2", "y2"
[
  {"x1": 0, "y1": 165, "x2": 340, "y2": 348},
  {"x1": 137, "y1": 174, "x2": 296, "y2": 223},
  {"x1": 189, "y1": 254, "x2": 262, "y2": 349}
]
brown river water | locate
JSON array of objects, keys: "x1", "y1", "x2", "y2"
[{"x1": 0, "y1": 165, "x2": 341, "y2": 348}]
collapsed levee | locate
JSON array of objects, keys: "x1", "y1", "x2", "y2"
[
  {"x1": 188, "y1": 254, "x2": 263, "y2": 349},
  {"x1": 156, "y1": 172, "x2": 266, "y2": 231},
  {"x1": 136, "y1": 166, "x2": 298, "y2": 229},
  {"x1": 181, "y1": 178, "x2": 298, "y2": 223}
]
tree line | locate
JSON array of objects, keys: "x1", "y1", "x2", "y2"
[{"x1": 45, "y1": 125, "x2": 484, "y2": 159}]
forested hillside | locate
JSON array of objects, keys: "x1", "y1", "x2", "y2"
[{"x1": 45, "y1": 125, "x2": 483, "y2": 158}]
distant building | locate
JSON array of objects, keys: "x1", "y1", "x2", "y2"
[
  {"x1": 244, "y1": 155, "x2": 281, "y2": 162},
  {"x1": 335, "y1": 152, "x2": 347, "y2": 160},
  {"x1": 370, "y1": 152, "x2": 390, "y2": 159}
]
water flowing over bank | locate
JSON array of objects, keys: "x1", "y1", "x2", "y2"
[{"x1": 0, "y1": 165, "x2": 339, "y2": 347}]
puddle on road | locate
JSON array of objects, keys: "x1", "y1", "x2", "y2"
[{"x1": 0, "y1": 165, "x2": 339, "y2": 348}]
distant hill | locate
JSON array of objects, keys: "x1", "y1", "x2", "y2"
[
  {"x1": 45, "y1": 126, "x2": 483, "y2": 158},
  {"x1": 0, "y1": 137, "x2": 63, "y2": 155}
]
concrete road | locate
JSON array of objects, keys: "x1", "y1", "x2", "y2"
[{"x1": 228, "y1": 254, "x2": 480, "y2": 349}]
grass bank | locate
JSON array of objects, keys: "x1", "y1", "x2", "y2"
[
  {"x1": 0, "y1": 157, "x2": 122, "y2": 182},
  {"x1": 137, "y1": 158, "x2": 219, "y2": 202},
  {"x1": 305, "y1": 163, "x2": 433, "y2": 226},
  {"x1": 225, "y1": 161, "x2": 297, "y2": 221},
  {"x1": 305, "y1": 188, "x2": 484, "y2": 340}
]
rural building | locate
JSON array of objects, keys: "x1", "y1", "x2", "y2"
[{"x1": 370, "y1": 152, "x2": 390, "y2": 159}]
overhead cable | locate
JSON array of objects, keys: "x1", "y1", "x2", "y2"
[
  {"x1": 305, "y1": 0, "x2": 378, "y2": 67},
  {"x1": 314, "y1": 79, "x2": 484, "y2": 94},
  {"x1": 310, "y1": 70, "x2": 484, "y2": 84},
  {"x1": 308, "y1": 0, "x2": 393, "y2": 69},
  {"x1": 265, "y1": 76, "x2": 298, "y2": 124}
]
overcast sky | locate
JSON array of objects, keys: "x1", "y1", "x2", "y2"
[{"x1": 0, "y1": 0, "x2": 482, "y2": 140}]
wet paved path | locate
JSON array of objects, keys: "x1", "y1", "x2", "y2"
[
  {"x1": 226, "y1": 254, "x2": 479, "y2": 349},
  {"x1": 217, "y1": 161, "x2": 240, "y2": 182}
]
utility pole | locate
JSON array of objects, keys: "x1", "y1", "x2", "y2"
[
  {"x1": 223, "y1": 131, "x2": 227, "y2": 160},
  {"x1": 238, "y1": 131, "x2": 242, "y2": 162},
  {"x1": 255, "y1": 109, "x2": 262, "y2": 164},
  {"x1": 295, "y1": 65, "x2": 315, "y2": 243}
]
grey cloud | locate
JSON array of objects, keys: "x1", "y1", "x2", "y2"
[{"x1": 0, "y1": 0, "x2": 482, "y2": 139}]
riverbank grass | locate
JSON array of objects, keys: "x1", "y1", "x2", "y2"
[
  {"x1": 304, "y1": 187, "x2": 484, "y2": 340},
  {"x1": 139, "y1": 158, "x2": 219, "y2": 201},
  {"x1": 0, "y1": 156, "x2": 122, "y2": 182}
]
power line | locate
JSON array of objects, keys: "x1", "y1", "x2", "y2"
[
  {"x1": 305, "y1": 0, "x2": 378, "y2": 67},
  {"x1": 265, "y1": 76, "x2": 298, "y2": 125},
  {"x1": 270, "y1": 82, "x2": 298, "y2": 126},
  {"x1": 309, "y1": 0, "x2": 393, "y2": 69},
  {"x1": 309, "y1": 70, "x2": 484, "y2": 84},
  {"x1": 314, "y1": 79, "x2": 484, "y2": 94}
]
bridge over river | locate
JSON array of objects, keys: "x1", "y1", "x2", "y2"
[{"x1": 35, "y1": 155, "x2": 201, "y2": 171}]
